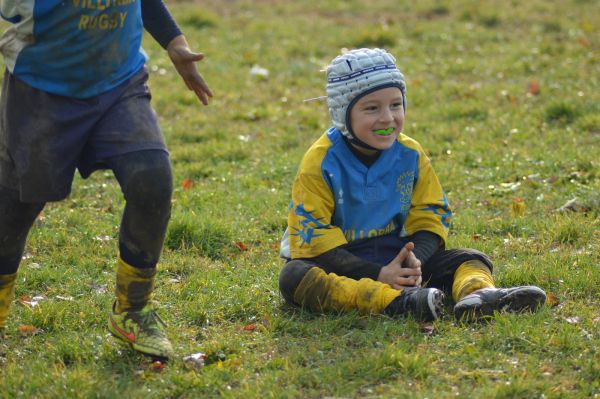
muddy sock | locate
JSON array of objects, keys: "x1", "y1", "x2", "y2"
[
  {"x1": 0, "y1": 272, "x2": 17, "y2": 328},
  {"x1": 114, "y1": 256, "x2": 156, "y2": 313},
  {"x1": 293, "y1": 267, "x2": 401, "y2": 314},
  {"x1": 452, "y1": 260, "x2": 495, "y2": 302}
]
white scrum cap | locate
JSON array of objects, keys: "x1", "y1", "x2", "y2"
[{"x1": 326, "y1": 48, "x2": 406, "y2": 139}]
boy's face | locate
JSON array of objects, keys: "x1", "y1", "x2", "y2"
[{"x1": 349, "y1": 87, "x2": 404, "y2": 150}]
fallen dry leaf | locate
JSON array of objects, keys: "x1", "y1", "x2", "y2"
[
  {"x1": 540, "y1": 365, "x2": 552, "y2": 374},
  {"x1": 181, "y1": 178, "x2": 194, "y2": 190},
  {"x1": 546, "y1": 292, "x2": 560, "y2": 307},
  {"x1": 17, "y1": 325, "x2": 40, "y2": 336},
  {"x1": 527, "y1": 79, "x2": 540, "y2": 96},
  {"x1": 511, "y1": 197, "x2": 526, "y2": 217},
  {"x1": 242, "y1": 323, "x2": 257, "y2": 332},
  {"x1": 18, "y1": 295, "x2": 46, "y2": 308},
  {"x1": 555, "y1": 198, "x2": 589, "y2": 213},
  {"x1": 527, "y1": 80, "x2": 540, "y2": 95},
  {"x1": 235, "y1": 242, "x2": 249, "y2": 251},
  {"x1": 151, "y1": 360, "x2": 166, "y2": 371},
  {"x1": 577, "y1": 37, "x2": 590, "y2": 47}
]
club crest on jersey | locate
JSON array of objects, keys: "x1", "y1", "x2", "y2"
[{"x1": 396, "y1": 170, "x2": 415, "y2": 213}]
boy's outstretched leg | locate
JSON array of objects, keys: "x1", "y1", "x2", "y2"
[
  {"x1": 107, "y1": 150, "x2": 174, "y2": 358},
  {"x1": 0, "y1": 186, "x2": 45, "y2": 332},
  {"x1": 452, "y1": 260, "x2": 546, "y2": 321},
  {"x1": 279, "y1": 260, "x2": 444, "y2": 321}
]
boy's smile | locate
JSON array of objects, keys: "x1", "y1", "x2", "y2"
[{"x1": 349, "y1": 87, "x2": 405, "y2": 151}]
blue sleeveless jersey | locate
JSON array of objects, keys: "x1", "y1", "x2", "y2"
[{"x1": 0, "y1": 0, "x2": 146, "y2": 98}]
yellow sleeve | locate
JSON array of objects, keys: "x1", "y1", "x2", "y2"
[
  {"x1": 402, "y1": 140, "x2": 452, "y2": 246},
  {"x1": 288, "y1": 140, "x2": 348, "y2": 259}
]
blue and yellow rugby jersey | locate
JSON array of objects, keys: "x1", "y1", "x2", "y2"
[
  {"x1": 0, "y1": 0, "x2": 146, "y2": 98},
  {"x1": 281, "y1": 127, "x2": 452, "y2": 259}
]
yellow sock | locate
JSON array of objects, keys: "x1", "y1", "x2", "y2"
[
  {"x1": 115, "y1": 256, "x2": 156, "y2": 313},
  {"x1": 452, "y1": 260, "x2": 495, "y2": 302},
  {"x1": 293, "y1": 267, "x2": 401, "y2": 314},
  {"x1": 0, "y1": 272, "x2": 17, "y2": 328}
]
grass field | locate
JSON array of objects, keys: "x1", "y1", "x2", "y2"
[{"x1": 1, "y1": 0, "x2": 599, "y2": 397}]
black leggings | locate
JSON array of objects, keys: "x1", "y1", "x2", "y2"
[
  {"x1": 0, "y1": 149, "x2": 172, "y2": 274},
  {"x1": 279, "y1": 247, "x2": 493, "y2": 306}
]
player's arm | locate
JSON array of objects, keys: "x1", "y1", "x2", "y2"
[
  {"x1": 308, "y1": 230, "x2": 440, "y2": 285},
  {"x1": 141, "y1": 0, "x2": 213, "y2": 105},
  {"x1": 404, "y1": 145, "x2": 451, "y2": 245},
  {"x1": 305, "y1": 246, "x2": 383, "y2": 281},
  {"x1": 141, "y1": 0, "x2": 182, "y2": 49},
  {"x1": 288, "y1": 170, "x2": 347, "y2": 258},
  {"x1": 406, "y1": 230, "x2": 441, "y2": 265}
]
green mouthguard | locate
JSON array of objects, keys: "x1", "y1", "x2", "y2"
[{"x1": 374, "y1": 128, "x2": 394, "y2": 136}]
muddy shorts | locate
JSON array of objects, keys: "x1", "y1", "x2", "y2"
[{"x1": 0, "y1": 67, "x2": 167, "y2": 203}]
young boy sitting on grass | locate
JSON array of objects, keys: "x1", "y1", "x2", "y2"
[{"x1": 279, "y1": 48, "x2": 546, "y2": 322}]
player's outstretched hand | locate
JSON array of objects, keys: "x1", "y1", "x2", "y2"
[
  {"x1": 167, "y1": 35, "x2": 214, "y2": 105},
  {"x1": 377, "y1": 242, "x2": 422, "y2": 290}
]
